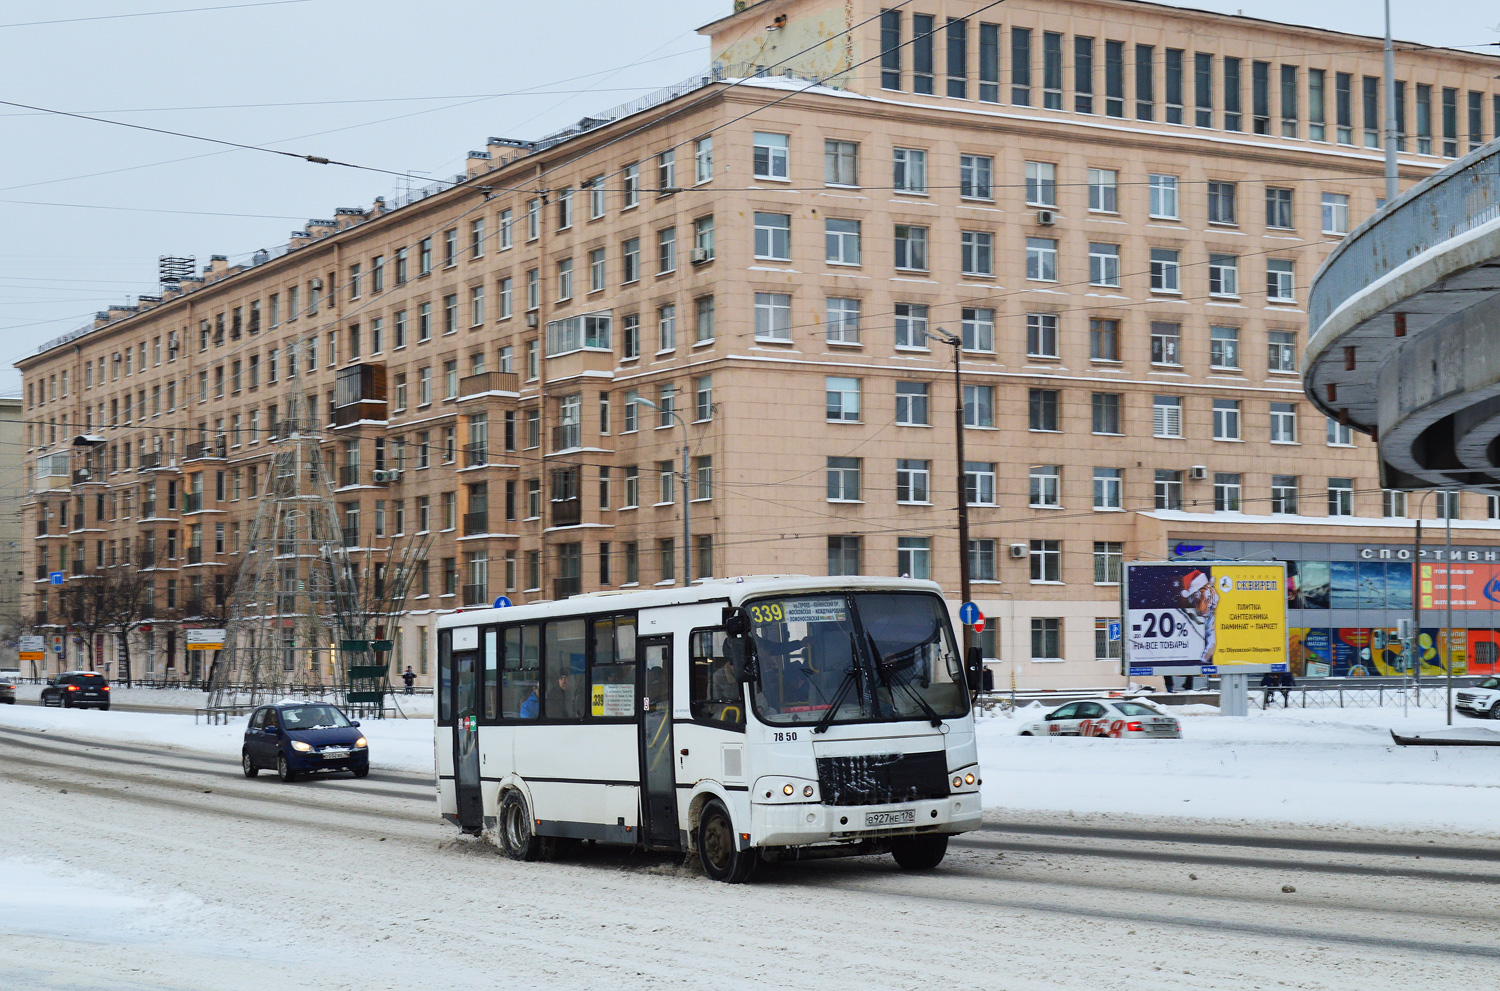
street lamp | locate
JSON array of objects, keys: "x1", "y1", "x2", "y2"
[
  {"x1": 929, "y1": 328, "x2": 972, "y2": 652},
  {"x1": 1408, "y1": 488, "x2": 1457, "y2": 724},
  {"x1": 632, "y1": 396, "x2": 693, "y2": 586}
]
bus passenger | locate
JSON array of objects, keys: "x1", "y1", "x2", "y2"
[{"x1": 518, "y1": 683, "x2": 540, "y2": 718}]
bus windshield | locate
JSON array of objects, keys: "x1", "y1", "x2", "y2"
[{"x1": 747, "y1": 592, "x2": 968, "y2": 726}]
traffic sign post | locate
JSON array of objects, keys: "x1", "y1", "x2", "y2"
[
  {"x1": 973, "y1": 615, "x2": 986, "y2": 634},
  {"x1": 958, "y1": 601, "x2": 980, "y2": 626},
  {"x1": 49, "y1": 572, "x2": 63, "y2": 586}
]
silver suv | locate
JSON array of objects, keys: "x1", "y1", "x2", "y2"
[{"x1": 1455, "y1": 677, "x2": 1500, "y2": 719}]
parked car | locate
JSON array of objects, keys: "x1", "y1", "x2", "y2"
[
  {"x1": 1017, "y1": 699, "x2": 1181, "y2": 739},
  {"x1": 242, "y1": 701, "x2": 369, "y2": 782},
  {"x1": 1455, "y1": 677, "x2": 1500, "y2": 719},
  {"x1": 39, "y1": 671, "x2": 110, "y2": 709},
  {"x1": 0, "y1": 669, "x2": 18, "y2": 704}
]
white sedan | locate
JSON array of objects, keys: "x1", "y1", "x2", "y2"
[{"x1": 1017, "y1": 699, "x2": 1182, "y2": 739}]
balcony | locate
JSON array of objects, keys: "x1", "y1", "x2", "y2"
[
  {"x1": 334, "y1": 363, "x2": 388, "y2": 426},
  {"x1": 70, "y1": 560, "x2": 85, "y2": 577},
  {"x1": 71, "y1": 469, "x2": 103, "y2": 486},
  {"x1": 461, "y1": 584, "x2": 489, "y2": 606},
  {"x1": 553, "y1": 576, "x2": 582, "y2": 600},
  {"x1": 72, "y1": 514, "x2": 84, "y2": 531},
  {"x1": 276, "y1": 593, "x2": 299, "y2": 615},
  {"x1": 36, "y1": 519, "x2": 48, "y2": 536},
  {"x1": 463, "y1": 444, "x2": 489, "y2": 468},
  {"x1": 185, "y1": 440, "x2": 226, "y2": 462},
  {"x1": 550, "y1": 498, "x2": 581, "y2": 528},
  {"x1": 551, "y1": 423, "x2": 582, "y2": 451},
  {"x1": 182, "y1": 598, "x2": 206, "y2": 618},
  {"x1": 457, "y1": 370, "x2": 518, "y2": 399},
  {"x1": 34, "y1": 610, "x2": 48, "y2": 627},
  {"x1": 139, "y1": 551, "x2": 157, "y2": 569},
  {"x1": 341, "y1": 526, "x2": 359, "y2": 547},
  {"x1": 338, "y1": 465, "x2": 361, "y2": 488},
  {"x1": 141, "y1": 502, "x2": 157, "y2": 518},
  {"x1": 187, "y1": 547, "x2": 204, "y2": 565},
  {"x1": 462, "y1": 510, "x2": 489, "y2": 536},
  {"x1": 138, "y1": 452, "x2": 163, "y2": 471},
  {"x1": 34, "y1": 564, "x2": 48, "y2": 580}
]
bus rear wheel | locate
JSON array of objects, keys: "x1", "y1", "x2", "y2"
[
  {"x1": 498, "y1": 790, "x2": 541, "y2": 861},
  {"x1": 697, "y1": 799, "x2": 758, "y2": 883},
  {"x1": 891, "y1": 834, "x2": 948, "y2": 870}
]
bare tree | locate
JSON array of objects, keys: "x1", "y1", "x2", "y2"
[
  {"x1": 100, "y1": 558, "x2": 160, "y2": 688},
  {"x1": 61, "y1": 579, "x2": 111, "y2": 671}
]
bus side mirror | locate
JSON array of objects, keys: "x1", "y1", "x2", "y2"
[
  {"x1": 722, "y1": 606, "x2": 751, "y2": 637},
  {"x1": 726, "y1": 636, "x2": 756, "y2": 684},
  {"x1": 964, "y1": 645, "x2": 983, "y2": 694}
]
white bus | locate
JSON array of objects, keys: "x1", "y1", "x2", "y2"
[{"x1": 435, "y1": 575, "x2": 983, "y2": 882}]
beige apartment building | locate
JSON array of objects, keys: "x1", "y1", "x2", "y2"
[{"x1": 17, "y1": 0, "x2": 1500, "y2": 688}]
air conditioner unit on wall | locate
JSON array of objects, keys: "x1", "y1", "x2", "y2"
[
  {"x1": 525, "y1": 311, "x2": 539, "y2": 328},
  {"x1": 1035, "y1": 209, "x2": 1055, "y2": 226},
  {"x1": 1008, "y1": 543, "x2": 1029, "y2": 559},
  {"x1": 690, "y1": 246, "x2": 711, "y2": 264},
  {"x1": 1189, "y1": 465, "x2": 1208, "y2": 480}
]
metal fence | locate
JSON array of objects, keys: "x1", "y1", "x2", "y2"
[{"x1": 1251, "y1": 684, "x2": 1457, "y2": 710}]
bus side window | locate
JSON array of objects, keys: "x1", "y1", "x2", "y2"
[
  {"x1": 690, "y1": 628, "x2": 743, "y2": 729},
  {"x1": 482, "y1": 628, "x2": 500, "y2": 720},
  {"x1": 502, "y1": 624, "x2": 539, "y2": 719},
  {"x1": 545, "y1": 618, "x2": 588, "y2": 720},
  {"x1": 437, "y1": 630, "x2": 453, "y2": 725},
  {"x1": 588, "y1": 615, "x2": 636, "y2": 717}
]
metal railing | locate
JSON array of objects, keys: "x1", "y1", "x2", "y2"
[
  {"x1": 463, "y1": 444, "x2": 489, "y2": 468},
  {"x1": 551, "y1": 423, "x2": 581, "y2": 451},
  {"x1": 553, "y1": 576, "x2": 582, "y2": 599},
  {"x1": 338, "y1": 465, "x2": 361, "y2": 487},
  {"x1": 185, "y1": 440, "x2": 226, "y2": 461},
  {"x1": 341, "y1": 525, "x2": 359, "y2": 547},
  {"x1": 550, "y1": 498, "x2": 581, "y2": 528},
  {"x1": 183, "y1": 492, "x2": 203, "y2": 513},
  {"x1": 462, "y1": 510, "x2": 489, "y2": 535},
  {"x1": 461, "y1": 583, "x2": 489, "y2": 606}
]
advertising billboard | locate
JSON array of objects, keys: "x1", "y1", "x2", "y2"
[{"x1": 1121, "y1": 561, "x2": 1288, "y2": 676}]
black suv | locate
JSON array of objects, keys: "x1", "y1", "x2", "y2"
[{"x1": 40, "y1": 671, "x2": 111, "y2": 709}]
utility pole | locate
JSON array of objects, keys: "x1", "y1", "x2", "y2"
[
  {"x1": 932, "y1": 329, "x2": 972, "y2": 650},
  {"x1": 1383, "y1": 0, "x2": 1399, "y2": 204},
  {"x1": 1445, "y1": 491, "x2": 1454, "y2": 725}
]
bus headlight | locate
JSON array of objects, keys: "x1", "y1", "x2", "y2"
[
  {"x1": 783, "y1": 784, "x2": 795, "y2": 796},
  {"x1": 952, "y1": 776, "x2": 963, "y2": 789},
  {"x1": 964, "y1": 773, "x2": 976, "y2": 785},
  {"x1": 802, "y1": 785, "x2": 814, "y2": 798}
]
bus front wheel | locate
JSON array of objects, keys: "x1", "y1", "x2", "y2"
[
  {"x1": 697, "y1": 799, "x2": 758, "y2": 883},
  {"x1": 891, "y1": 834, "x2": 948, "y2": 870},
  {"x1": 498, "y1": 791, "x2": 541, "y2": 861}
]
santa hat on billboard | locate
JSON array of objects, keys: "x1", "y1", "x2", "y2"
[{"x1": 1180, "y1": 570, "x2": 1209, "y2": 598}]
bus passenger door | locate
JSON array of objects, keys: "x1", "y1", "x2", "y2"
[
  {"x1": 451, "y1": 635, "x2": 483, "y2": 834},
  {"x1": 638, "y1": 636, "x2": 680, "y2": 849}
]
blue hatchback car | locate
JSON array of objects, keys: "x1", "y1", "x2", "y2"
[{"x1": 241, "y1": 701, "x2": 370, "y2": 782}]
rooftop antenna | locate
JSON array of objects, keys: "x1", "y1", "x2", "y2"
[{"x1": 158, "y1": 255, "x2": 195, "y2": 291}]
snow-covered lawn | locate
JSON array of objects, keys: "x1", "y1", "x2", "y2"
[{"x1": 4, "y1": 700, "x2": 1497, "y2": 833}]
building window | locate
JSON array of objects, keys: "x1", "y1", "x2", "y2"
[
  {"x1": 969, "y1": 539, "x2": 996, "y2": 581},
  {"x1": 966, "y1": 384, "x2": 995, "y2": 428},
  {"x1": 1030, "y1": 540, "x2": 1061, "y2": 583},
  {"x1": 695, "y1": 136, "x2": 713, "y2": 184},
  {"x1": 1091, "y1": 392, "x2": 1122, "y2": 435},
  {"x1": 1088, "y1": 243, "x2": 1120, "y2": 287},
  {"x1": 1093, "y1": 467, "x2": 1122, "y2": 510},
  {"x1": 825, "y1": 139, "x2": 858, "y2": 186},
  {"x1": 960, "y1": 231, "x2": 993, "y2": 277},
  {"x1": 897, "y1": 537, "x2": 931, "y2": 580},
  {"x1": 965, "y1": 461, "x2": 997, "y2": 507},
  {"x1": 1025, "y1": 238, "x2": 1057, "y2": 281},
  {"x1": 1148, "y1": 174, "x2": 1179, "y2": 218},
  {"x1": 1214, "y1": 472, "x2": 1242, "y2": 511},
  {"x1": 894, "y1": 225, "x2": 928, "y2": 270},
  {"x1": 895, "y1": 381, "x2": 929, "y2": 426},
  {"x1": 826, "y1": 376, "x2": 861, "y2": 422},
  {"x1": 1207, "y1": 181, "x2": 1237, "y2": 224},
  {"x1": 827, "y1": 457, "x2": 862, "y2": 501},
  {"x1": 893, "y1": 147, "x2": 927, "y2": 193},
  {"x1": 1322, "y1": 193, "x2": 1350, "y2": 234},
  {"x1": 694, "y1": 215, "x2": 715, "y2": 261},
  {"x1": 1327, "y1": 418, "x2": 1354, "y2": 447},
  {"x1": 1268, "y1": 330, "x2": 1298, "y2": 372},
  {"x1": 1027, "y1": 389, "x2": 1058, "y2": 431},
  {"x1": 828, "y1": 535, "x2": 862, "y2": 575},
  {"x1": 1328, "y1": 477, "x2": 1354, "y2": 516},
  {"x1": 621, "y1": 163, "x2": 639, "y2": 208},
  {"x1": 754, "y1": 292, "x2": 793, "y2": 341},
  {"x1": 894, "y1": 303, "x2": 928, "y2": 348},
  {"x1": 1090, "y1": 318, "x2": 1119, "y2": 361},
  {"x1": 1093, "y1": 542, "x2": 1122, "y2": 584},
  {"x1": 1024, "y1": 161, "x2": 1056, "y2": 207},
  {"x1": 1030, "y1": 464, "x2": 1060, "y2": 508},
  {"x1": 1210, "y1": 326, "x2": 1240, "y2": 368},
  {"x1": 1208, "y1": 254, "x2": 1239, "y2": 297},
  {"x1": 1024, "y1": 312, "x2": 1057, "y2": 357},
  {"x1": 695, "y1": 296, "x2": 715, "y2": 343},
  {"x1": 1266, "y1": 187, "x2": 1294, "y2": 229},
  {"x1": 1155, "y1": 469, "x2": 1183, "y2": 510},
  {"x1": 1075, "y1": 35, "x2": 1096, "y2": 113},
  {"x1": 1382, "y1": 489, "x2": 1407, "y2": 518},
  {"x1": 1031, "y1": 618, "x2": 1062, "y2": 662},
  {"x1": 1011, "y1": 27, "x2": 1032, "y2": 105},
  {"x1": 1150, "y1": 322, "x2": 1181, "y2": 365},
  {"x1": 752, "y1": 132, "x2": 788, "y2": 179},
  {"x1": 896, "y1": 459, "x2": 930, "y2": 504},
  {"x1": 1088, "y1": 168, "x2": 1118, "y2": 212},
  {"x1": 1042, "y1": 31, "x2": 1063, "y2": 108},
  {"x1": 1436, "y1": 491, "x2": 1460, "y2": 519},
  {"x1": 1213, "y1": 399, "x2": 1241, "y2": 440},
  {"x1": 826, "y1": 219, "x2": 861, "y2": 265},
  {"x1": 1150, "y1": 248, "x2": 1180, "y2": 292},
  {"x1": 1266, "y1": 259, "x2": 1296, "y2": 302},
  {"x1": 959, "y1": 154, "x2": 992, "y2": 199},
  {"x1": 827, "y1": 297, "x2": 861, "y2": 344},
  {"x1": 1271, "y1": 475, "x2": 1299, "y2": 514},
  {"x1": 978, "y1": 22, "x2": 999, "y2": 102},
  {"x1": 1152, "y1": 395, "x2": 1183, "y2": 438},
  {"x1": 754, "y1": 212, "x2": 791, "y2": 261},
  {"x1": 621, "y1": 238, "x2": 641, "y2": 282},
  {"x1": 911, "y1": 13, "x2": 934, "y2": 93},
  {"x1": 1096, "y1": 619, "x2": 1122, "y2": 662}
]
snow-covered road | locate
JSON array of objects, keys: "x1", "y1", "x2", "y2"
[{"x1": 2, "y1": 720, "x2": 1497, "y2": 991}]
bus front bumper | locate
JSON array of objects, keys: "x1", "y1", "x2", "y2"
[{"x1": 750, "y1": 796, "x2": 982, "y2": 848}]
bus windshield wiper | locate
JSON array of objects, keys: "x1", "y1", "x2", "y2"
[
  {"x1": 811, "y1": 664, "x2": 859, "y2": 735},
  {"x1": 868, "y1": 633, "x2": 942, "y2": 728}
]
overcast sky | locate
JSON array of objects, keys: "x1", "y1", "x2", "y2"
[{"x1": 0, "y1": 0, "x2": 1492, "y2": 396}]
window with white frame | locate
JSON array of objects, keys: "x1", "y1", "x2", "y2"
[
  {"x1": 1207, "y1": 181, "x2": 1237, "y2": 224},
  {"x1": 1328, "y1": 477, "x2": 1354, "y2": 516},
  {"x1": 1270, "y1": 474, "x2": 1299, "y2": 514},
  {"x1": 1270, "y1": 402, "x2": 1298, "y2": 443},
  {"x1": 1154, "y1": 469, "x2": 1183, "y2": 509},
  {"x1": 964, "y1": 307, "x2": 996, "y2": 352},
  {"x1": 1093, "y1": 541, "x2": 1123, "y2": 584},
  {"x1": 1093, "y1": 467, "x2": 1122, "y2": 510},
  {"x1": 826, "y1": 457, "x2": 861, "y2": 501},
  {"x1": 1096, "y1": 618, "x2": 1122, "y2": 661},
  {"x1": 897, "y1": 536, "x2": 931, "y2": 580},
  {"x1": 1210, "y1": 325, "x2": 1240, "y2": 368},
  {"x1": 1382, "y1": 489, "x2": 1407, "y2": 517},
  {"x1": 1148, "y1": 174, "x2": 1179, "y2": 218},
  {"x1": 896, "y1": 381, "x2": 929, "y2": 425},
  {"x1": 826, "y1": 219, "x2": 861, "y2": 265},
  {"x1": 1150, "y1": 247, "x2": 1181, "y2": 292},
  {"x1": 966, "y1": 384, "x2": 995, "y2": 428},
  {"x1": 1322, "y1": 192, "x2": 1350, "y2": 234},
  {"x1": 1026, "y1": 237, "x2": 1057, "y2": 281},
  {"x1": 1213, "y1": 398, "x2": 1241, "y2": 440},
  {"x1": 658, "y1": 227, "x2": 676, "y2": 273},
  {"x1": 754, "y1": 212, "x2": 791, "y2": 260},
  {"x1": 1327, "y1": 418, "x2": 1354, "y2": 446},
  {"x1": 1268, "y1": 330, "x2": 1298, "y2": 372},
  {"x1": 1025, "y1": 161, "x2": 1057, "y2": 206},
  {"x1": 826, "y1": 376, "x2": 861, "y2": 422},
  {"x1": 653, "y1": 304, "x2": 675, "y2": 352},
  {"x1": 754, "y1": 292, "x2": 792, "y2": 341},
  {"x1": 753, "y1": 132, "x2": 789, "y2": 179},
  {"x1": 894, "y1": 225, "x2": 928, "y2": 270},
  {"x1": 622, "y1": 163, "x2": 639, "y2": 208},
  {"x1": 1265, "y1": 187, "x2": 1294, "y2": 229},
  {"x1": 1030, "y1": 464, "x2": 1060, "y2": 507},
  {"x1": 1150, "y1": 322, "x2": 1181, "y2": 365},
  {"x1": 1214, "y1": 472, "x2": 1242, "y2": 511},
  {"x1": 1091, "y1": 392, "x2": 1121, "y2": 434},
  {"x1": 825, "y1": 139, "x2": 858, "y2": 186},
  {"x1": 1153, "y1": 395, "x2": 1183, "y2": 438},
  {"x1": 969, "y1": 539, "x2": 997, "y2": 581},
  {"x1": 588, "y1": 177, "x2": 606, "y2": 219},
  {"x1": 656, "y1": 148, "x2": 676, "y2": 192},
  {"x1": 896, "y1": 459, "x2": 930, "y2": 503},
  {"x1": 589, "y1": 248, "x2": 606, "y2": 292},
  {"x1": 695, "y1": 295, "x2": 715, "y2": 342},
  {"x1": 894, "y1": 303, "x2": 928, "y2": 348},
  {"x1": 693, "y1": 215, "x2": 715, "y2": 260},
  {"x1": 1208, "y1": 254, "x2": 1239, "y2": 297},
  {"x1": 694, "y1": 137, "x2": 713, "y2": 184},
  {"x1": 965, "y1": 461, "x2": 997, "y2": 506},
  {"x1": 893, "y1": 147, "x2": 927, "y2": 193},
  {"x1": 1030, "y1": 540, "x2": 1061, "y2": 582},
  {"x1": 960, "y1": 231, "x2": 994, "y2": 277},
  {"x1": 1088, "y1": 243, "x2": 1120, "y2": 286},
  {"x1": 1266, "y1": 259, "x2": 1295, "y2": 301},
  {"x1": 959, "y1": 154, "x2": 993, "y2": 199},
  {"x1": 1088, "y1": 167, "x2": 1118, "y2": 212},
  {"x1": 827, "y1": 297, "x2": 861, "y2": 343},
  {"x1": 695, "y1": 375, "x2": 712, "y2": 422}
]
